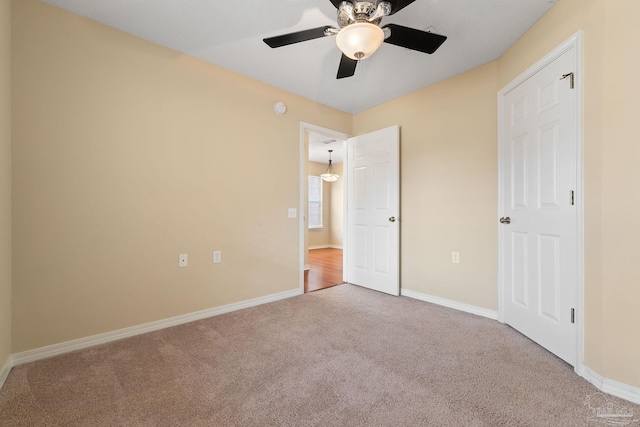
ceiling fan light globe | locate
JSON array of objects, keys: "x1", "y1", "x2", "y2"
[{"x1": 336, "y1": 22, "x2": 384, "y2": 60}]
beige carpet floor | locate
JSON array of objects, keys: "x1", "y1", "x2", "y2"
[{"x1": 1, "y1": 284, "x2": 638, "y2": 426}]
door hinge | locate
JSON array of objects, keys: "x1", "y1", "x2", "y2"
[
  {"x1": 561, "y1": 72, "x2": 575, "y2": 89},
  {"x1": 571, "y1": 308, "x2": 575, "y2": 324},
  {"x1": 570, "y1": 190, "x2": 575, "y2": 206}
]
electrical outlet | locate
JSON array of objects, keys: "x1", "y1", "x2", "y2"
[
  {"x1": 179, "y1": 253, "x2": 188, "y2": 268},
  {"x1": 451, "y1": 252, "x2": 460, "y2": 264},
  {"x1": 213, "y1": 251, "x2": 221, "y2": 264},
  {"x1": 288, "y1": 208, "x2": 297, "y2": 218}
]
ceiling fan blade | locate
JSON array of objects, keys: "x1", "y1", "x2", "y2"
[
  {"x1": 388, "y1": 0, "x2": 417, "y2": 15},
  {"x1": 337, "y1": 54, "x2": 358, "y2": 79},
  {"x1": 264, "y1": 26, "x2": 333, "y2": 48},
  {"x1": 383, "y1": 24, "x2": 447, "y2": 54},
  {"x1": 329, "y1": 0, "x2": 345, "y2": 8}
]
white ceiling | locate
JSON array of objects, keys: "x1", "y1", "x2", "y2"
[
  {"x1": 41, "y1": 0, "x2": 558, "y2": 114},
  {"x1": 309, "y1": 131, "x2": 345, "y2": 164}
]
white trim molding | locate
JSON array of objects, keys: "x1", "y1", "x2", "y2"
[
  {"x1": 401, "y1": 289, "x2": 498, "y2": 320},
  {"x1": 304, "y1": 264, "x2": 310, "y2": 271},
  {"x1": 308, "y1": 245, "x2": 343, "y2": 251},
  {"x1": 582, "y1": 365, "x2": 640, "y2": 405},
  {"x1": 11, "y1": 288, "x2": 301, "y2": 367},
  {"x1": 308, "y1": 245, "x2": 330, "y2": 250},
  {"x1": 0, "y1": 355, "x2": 13, "y2": 391},
  {"x1": 4, "y1": 288, "x2": 640, "y2": 406}
]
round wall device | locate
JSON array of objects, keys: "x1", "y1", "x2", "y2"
[{"x1": 274, "y1": 101, "x2": 287, "y2": 115}]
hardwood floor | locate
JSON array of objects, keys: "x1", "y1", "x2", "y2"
[{"x1": 304, "y1": 248, "x2": 344, "y2": 293}]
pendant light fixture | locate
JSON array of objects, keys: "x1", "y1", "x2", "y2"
[{"x1": 320, "y1": 150, "x2": 340, "y2": 182}]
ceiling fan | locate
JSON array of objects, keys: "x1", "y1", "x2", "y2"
[{"x1": 263, "y1": 0, "x2": 447, "y2": 79}]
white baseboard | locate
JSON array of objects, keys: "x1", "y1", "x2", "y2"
[
  {"x1": 582, "y1": 365, "x2": 640, "y2": 405},
  {"x1": 0, "y1": 355, "x2": 13, "y2": 391},
  {"x1": 7, "y1": 287, "x2": 639, "y2": 407},
  {"x1": 308, "y1": 245, "x2": 343, "y2": 250},
  {"x1": 401, "y1": 289, "x2": 640, "y2": 404},
  {"x1": 401, "y1": 288, "x2": 498, "y2": 320},
  {"x1": 11, "y1": 288, "x2": 302, "y2": 367}
]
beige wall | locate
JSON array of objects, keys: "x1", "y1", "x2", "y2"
[
  {"x1": 0, "y1": 0, "x2": 11, "y2": 369},
  {"x1": 599, "y1": 0, "x2": 640, "y2": 388},
  {"x1": 11, "y1": 0, "x2": 351, "y2": 352},
  {"x1": 354, "y1": 61, "x2": 499, "y2": 310}
]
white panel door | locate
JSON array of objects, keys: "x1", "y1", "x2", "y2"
[
  {"x1": 346, "y1": 126, "x2": 399, "y2": 296},
  {"x1": 500, "y1": 47, "x2": 578, "y2": 365}
]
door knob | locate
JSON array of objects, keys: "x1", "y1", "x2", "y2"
[
  {"x1": 389, "y1": 216, "x2": 396, "y2": 223},
  {"x1": 500, "y1": 217, "x2": 511, "y2": 224}
]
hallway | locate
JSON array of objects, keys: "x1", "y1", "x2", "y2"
[{"x1": 304, "y1": 248, "x2": 344, "y2": 293}]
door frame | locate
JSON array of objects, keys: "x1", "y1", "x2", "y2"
[
  {"x1": 299, "y1": 122, "x2": 351, "y2": 294},
  {"x1": 497, "y1": 31, "x2": 584, "y2": 375}
]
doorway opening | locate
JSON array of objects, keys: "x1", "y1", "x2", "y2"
[{"x1": 299, "y1": 123, "x2": 350, "y2": 294}]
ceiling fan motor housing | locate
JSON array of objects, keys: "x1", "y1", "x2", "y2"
[{"x1": 337, "y1": 1, "x2": 391, "y2": 28}]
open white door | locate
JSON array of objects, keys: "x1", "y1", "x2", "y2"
[
  {"x1": 346, "y1": 125, "x2": 399, "y2": 296},
  {"x1": 499, "y1": 43, "x2": 579, "y2": 366}
]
